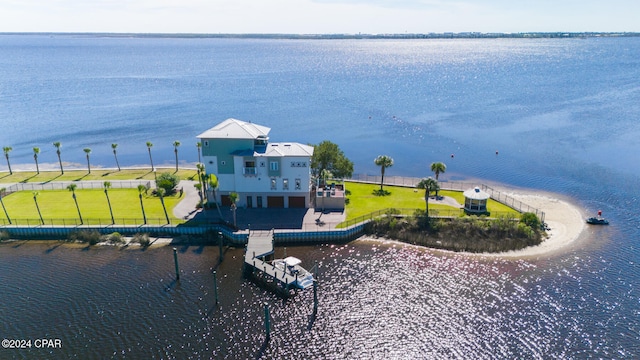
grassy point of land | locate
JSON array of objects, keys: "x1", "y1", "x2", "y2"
[
  {"x1": 343, "y1": 181, "x2": 520, "y2": 222},
  {"x1": 0, "y1": 188, "x2": 184, "y2": 225},
  {"x1": 0, "y1": 168, "x2": 199, "y2": 183}
]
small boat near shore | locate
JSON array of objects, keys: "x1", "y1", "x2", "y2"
[
  {"x1": 586, "y1": 217, "x2": 609, "y2": 225},
  {"x1": 586, "y1": 210, "x2": 609, "y2": 225},
  {"x1": 271, "y1": 256, "x2": 315, "y2": 289}
]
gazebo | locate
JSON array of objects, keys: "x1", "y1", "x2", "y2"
[{"x1": 463, "y1": 187, "x2": 490, "y2": 213}]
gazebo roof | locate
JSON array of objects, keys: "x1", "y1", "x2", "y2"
[{"x1": 463, "y1": 187, "x2": 490, "y2": 200}]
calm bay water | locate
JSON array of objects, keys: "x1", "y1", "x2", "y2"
[{"x1": 0, "y1": 35, "x2": 639, "y2": 359}]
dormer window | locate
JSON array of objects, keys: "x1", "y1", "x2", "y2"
[{"x1": 254, "y1": 135, "x2": 269, "y2": 147}]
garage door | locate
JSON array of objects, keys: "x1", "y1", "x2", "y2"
[
  {"x1": 267, "y1": 196, "x2": 285, "y2": 208},
  {"x1": 288, "y1": 196, "x2": 306, "y2": 208}
]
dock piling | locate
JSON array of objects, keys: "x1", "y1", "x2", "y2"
[
  {"x1": 313, "y1": 280, "x2": 318, "y2": 315},
  {"x1": 218, "y1": 231, "x2": 224, "y2": 262},
  {"x1": 172, "y1": 247, "x2": 180, "y2": 280},
  {"x1": 264, "y1": 302, "x2": 271, "y2": 341},
  {"x1": 213, "y1": 270, "x2": 219, "y2": 305}
]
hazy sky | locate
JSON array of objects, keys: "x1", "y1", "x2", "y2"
[{"x1": 1, "y1": 0, "x2": 638, "y2": 34}]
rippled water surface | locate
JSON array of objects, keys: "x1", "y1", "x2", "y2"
[
  {"x1": 1, "y1": 35, "x2": 640, "y2": 358},
  {"x1": 1, "y1": 233, "x2": 638, "y2": 359}
]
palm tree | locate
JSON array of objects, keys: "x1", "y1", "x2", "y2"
[
  {"x1": 374, "y1": 155, "x2": 393, "y2": 192},
  {"x1": 195, "y1": 163, "x2": 204, "y2": 205},
  {"x1": 430, "y1": 162, "x2": 447, "y2": 197},
  {"x1": 83, "y1": 148, "x2": 92, "y2": 174},
  {"x1": 146, "y1": 141, "x2": 154, "y2": 171},
  {"x1": 3, "y1": 146, "x2": 13, "y2": 175},
  {"x1": 0, "y1": 187, "x2": 11, "y2": 225},
  {"x1": 208, "y1": 175, "x2": 224, "y2": 219},
  {"x1": 196, "y1": 163, "x2": 206, "y2": 196},
  {"x1": 103, "y1": 181, "x2": 115, "y2": 224},
  {"x1": 173, "y1": 140, "x2": 181, "y2": 172},
  {"x1": 33, "y1": 147, "x2": 40, "y2": 174},
  {"x1": 111, "y1": 143, "x2": 121, "y2": 171},
  {"x1": 32, "y1": 191, "x2": 44, "y2": 225},
  {"x1": 229, "y1": 192, "x2": 239, "y2": 227},
  {"x1": 196, "y1": 142, "x2": 202, "y2": 164},
  {"x1": 137, "y1": 184, "x2": 147, "y2": 224},
  {"x1": 156, "y1": 187, "x2": 170, "y2": 224},
  {"x1": 67, "y1": 184, "x2": 83, "y2": 224},
  {"x1": 416, "y1": 177, "x2": 440, "y2": 216},
  {"x1": 53, "y1": 141, "x2": 64, "y2": 174}
]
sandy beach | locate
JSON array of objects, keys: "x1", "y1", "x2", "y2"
[{"x1": 480, "y1": 190, "x2": 587, "y2": 258}]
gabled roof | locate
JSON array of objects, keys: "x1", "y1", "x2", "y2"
[
  {"x1": 230, "y1": 143, "x2": 314, "y2": 157},
  {"x1": 263, "y1": 143, "x2": 314, "y2": 157},
  {"x1": 197, "y1": 118, "x2": 271, "y2": 140}
]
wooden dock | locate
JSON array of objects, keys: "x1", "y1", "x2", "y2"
[{"x1": 244, "y1": 230, "x2": 314, "y2": 292}]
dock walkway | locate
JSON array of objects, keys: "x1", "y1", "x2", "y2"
[{"x1": 244, "y1": 230, "x2": 313, "y2": 290}]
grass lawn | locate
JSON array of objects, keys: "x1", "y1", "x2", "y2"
[
  {"x1": 0, "y1": 188, "x2": 184, "y2": 225},
  {"x1": 343, "y1": 181, "x2": 521, "y2": 223},
  {"x1": 0, "y1": 168, "x2": 200, "y2": 183}
]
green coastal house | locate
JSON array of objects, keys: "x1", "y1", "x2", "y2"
[{"x1": 197, "y1": 118, "x2": 314, "y2": 208}]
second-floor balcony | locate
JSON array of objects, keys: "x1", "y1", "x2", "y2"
[{"x1": 243, "y1": 167, "x2": 257, "y2": 176}]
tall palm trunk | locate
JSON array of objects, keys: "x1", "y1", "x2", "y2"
[
  {"x1": 72, "y1": 192, "x2": 83, "y2": 224},
  {"x1": 137, "y1": 185, "x2": 147, "y2": 224},
  {"x1": 104, "y1": 182, "x2": 115, "y2": 224},
  {"x1": 33, "y1": 192, "x2": 44, "y2": 225},
  {"x1": 157, "y1": 188, "x2": 170, "y2": 224},
  {"x1": 0, "y1": 189, "x2": 11, "y2": 225},
  {"x1": 33, "y1": 150, "x2": 40, "y2": 174},
  {"x1": 139, "y1": 193, "x2": 147, "y2": 224}
]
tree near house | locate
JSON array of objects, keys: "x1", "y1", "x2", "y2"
[
  {"x1": 0, "y1": 187, "x2": 11, "y2": 225},
  {"x1": 310, "y1": 140, "x2": 354, "y2": 183},
  {"x1": 430, "y1": 162, "x2": 446, "y2": 197},
  {"x1": 53, "y1": 141, "x2": 64, "y2": 174},
  {"x1": 33, "y1": 147, "x2": 40, "y2": 174},
  {"x1": 416, "y1": 177, "x2": 440, "y2": 216},
  {"x1": 196, "y1": 142, "x2": 202, "y2": 164},
  {"x1": 3, "y1": 146, "x2": 13, "y2": 175},
  {"x1": 32, "y1": 191, "x2": 44, "y2": 225},
  {"x1": 137, "y1": 184, "x2": 148, "y2": 224},
  {"x1": 67, "y1": 184, "x2": 83, "y2": 224},
  {"x1": 112, "y1": 143, "x2": 121, "y2": 171},
  {"x1": 208, "y1": 174, "x2": 224, "y2": 220},
  {"x1": 83, "y1": 148, "x2": 92, "y2": 174},
  {"x1": 173, "y1": 140, "x2": 181, "y2": 172},
  {"x1": 196, "y1": 163, "x2": 207, "y2": 198},
  {"x1": 103, "y1": 181, "x2": 115, "y2": 224},
  {"x1": 374, "y1": 155, "x2": 394, "y2": 192},
  {"x1": 146, "y1": 141, "x2": 154, "y2": 171},
  {"x1": 229, "y1": 192, "x2": 239, "y2": 227}
]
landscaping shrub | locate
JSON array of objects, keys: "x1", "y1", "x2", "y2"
[
  {"x1": 132, "y1": 233, "x2": 150, "y2": 247},
  {"x1": 365, "y1": 211, "x2": 543, "y2": 253},
  {"x1": 68, "y1": 230, "x2": 102, "y2": 245},
  {"x1": 0, "y1": 230, "x2": 9, "y2": 241},
  {"x1": 107, "y1": 232, "x2": 124, "y2": 244},
  {"x1": 156, "y1": 172, "x2": 180, "y2": 196}
]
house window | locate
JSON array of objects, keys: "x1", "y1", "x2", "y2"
[
  {"x1": 260, "y1": 161, "x2": 265, "y2": 167},
  {"x1": 270, "y1": 161, "x2": 278, "y2": 171},
  {"x1": 283, "y1": 179, "x2": 289, "y2": 190},
  {"x1": 295, "y1": 178, "x2": 301, "y2": 190},
  {"x1": 271, "y1": 178, "x2": 277, "y2": 190},
  {"x1": 203, "y1": 141, "x2": 209, "y2": 147}
]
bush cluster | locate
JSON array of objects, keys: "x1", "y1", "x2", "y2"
[
  {"x1": 0, "y1": 230, "x2": 9, "y2": 241},
  {"x1": 132, "y1": 233, "x2": 150, "y2": 247},
  {"x1": 68, "y1": 230, "x2": 102, "y2": 245},
  {"x1": 365, "y1": 211, "x2": 544, "y2": 253}
]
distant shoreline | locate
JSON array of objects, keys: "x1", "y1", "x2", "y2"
[{"x1": 1, "y1": 32, "x2": 639, "y2": 40}]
